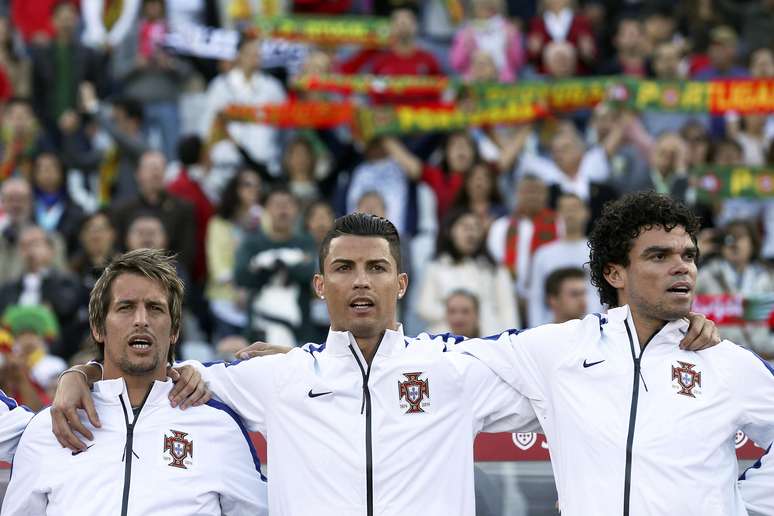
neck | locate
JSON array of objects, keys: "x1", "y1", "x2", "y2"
[
  {"x1": 267, "y1": 225, "x2": 292, "y2": 241},
  {"x1": 355, "y1": 332, "x2": 385, "y2": 365},
  {"x1": 141, "y1": 190, "x2": 162, "y2": 204},
  {"x1": 563, "y1": 228, "x2": 584, "y2": 241},
  {"x1": 105, "y1": 369, "x2": 165, "y2": 407},
  {"x1": 393, "y1": 41, "x2": 415, "y2": 55},
  {"x1": 630, "y1": 308, "x2": 667, "y2": 349}
]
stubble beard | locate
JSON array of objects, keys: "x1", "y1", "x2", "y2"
[{"x1": 630, "y1": 289, "x2": 691, "y2": 324}]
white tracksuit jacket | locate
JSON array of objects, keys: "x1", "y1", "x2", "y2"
[
  {"x1": 740, "y1": 443, "x2": 774, "y2": 516},
  {"x1": 0, "y1": 389, "x2": 33, "y2": 462},
  {"x1": 450, "y1": 305, "x2": 774, "y2": 516},
  {"x1": 1, "y1": 378, "x2": 268, "y2": 516},
  {"x1": 186, "y1": 325, "x2": 539, "y2": 516}
]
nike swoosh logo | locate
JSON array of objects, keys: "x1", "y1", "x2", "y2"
[
  {"x1": 308, "y1": 389, "x2": 332, "y2": 398},
  {"x1": 71, "y1": 444, "x2": 95, "y2": 456},
  {"x1": 583, "y1": 359, "x2": 605, "y2": 368}
]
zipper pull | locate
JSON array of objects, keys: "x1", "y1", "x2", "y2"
[{"x1": 360, "y1": 385, "x2": 366, "y2": 415}]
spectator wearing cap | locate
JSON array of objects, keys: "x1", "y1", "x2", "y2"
[
  {"x1": 697, "y1": 220, "x2": 774, "y2": 360},
  {"x1": 692, "y1": 25, "x2": 748, "y2": 80},
  {"x1": 198, "y1": 34, "x2": 287, "y2": 174},
  {"x1": 1, "y1": 304, "x2": 65, "y2": 399}
]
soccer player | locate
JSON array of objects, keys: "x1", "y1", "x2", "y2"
[
  {"x1": 454, "y1": 192, "x2": 774, "y2": 515},
  {"x1": 53, "y1": 214, "x2": 719, "y2": 515},
  {"x1": 2, "y1": 249, "x2": 267, "y2": 515}
]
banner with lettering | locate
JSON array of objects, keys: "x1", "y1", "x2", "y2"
[
  {"x1": 220, "y1": 102, "x2": 355, "y2": 128},
  {"x1": 629, "y1": 79, "x2": 774, "y2": 114},
  {"x1": 254, "y1": 15, "x2": 391, "y2": 47},
  {"x1": 693, "y1": 293, "x2": 774, "y2": 328},
  {"x1": 693, "y1": 166, "x2": 774, "y2": 201}
]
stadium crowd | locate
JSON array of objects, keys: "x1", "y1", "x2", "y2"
[{"x1": 0, "y1": 0, "x2": 772, "y2": 413}]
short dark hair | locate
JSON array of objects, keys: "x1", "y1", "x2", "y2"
[
  {"x1": 588, "y1": 192, "x2": 700, "y2": 307},
  {"x1": 177, "y1": 134, "x2": 203, "y2": 166},
  {"x1": 318, "y1": 213, "x2": 402, "y2": 273},
  {"x1": 446, "y1": 289, "x2": 480, "y2": 313},
  {"x1": 545, "y1": 267, "x2": 586, "y2": 299},
  {"x1": 263, "y1": 184, "x2": 297, "y2": 206},
  {"x1": 113, "y1": 97, "x2": 144, "y2": 124}
]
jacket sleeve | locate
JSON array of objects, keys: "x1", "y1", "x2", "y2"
[
  {"x1": 449, "y1": 352, "x2": 539, "y2": 434},
  {"x1": 0, "y1": 390, "x2": 33, "y2": 462},
  {"x1": 734, "y1": 351, "x2": 774, "y2": 514},
  {"x1": 181, "y1": 356, "x2": 283, "y2": 434},
  {"x1": 0, "y1": 414, "x2": 48, "y2": 515},
  {"x1": 215, "y1": 405, "x2": 269, "y2": 516},
  {"x1": 740, "y1": 445, "x2": 774, "y2": 516},
  {"x1": 456, "y1": 321, "x2": 579, "y2": 402}
]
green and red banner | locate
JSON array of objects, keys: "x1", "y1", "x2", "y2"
[
  {"x1": 693, "y1": 293, "x2": 774, "y2": 328},
  {"x1": 291, "y1": 74, "x2": 774, "y2": 114},
  {"x1": 694, "y1": 166, "x2": 774, "y2": 201},
  {"x1": 254, "y1": 15, "x2": 391, "y2": 47}
]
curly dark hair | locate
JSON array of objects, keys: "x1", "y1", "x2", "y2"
[{"x1": 588, "y1": 192, "x2": 701, "y2": 307}]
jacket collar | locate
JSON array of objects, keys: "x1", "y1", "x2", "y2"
[
  {"x1": 607, "y1": 305, "x2": 689, "y2": 353},
  {"x1": 93, "y1": 377, "x2": 174, "y2": 406},
  {"x1": 323, "y1": 324, "x2": 406, "y2": 360}
]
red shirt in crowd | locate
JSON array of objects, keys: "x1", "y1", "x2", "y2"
[
  {"x1": 527, "y1": 13, "x2": 595, "y2": 74},
  {"x1": 11, "y1": 0, "x2": 60, "y2": 42},
  {"x1": 167, "y1": 168, "x2": 215, "y2": 283},
  {"x1": 420, "y1": 164, "x2": 464, "y2": 219}
]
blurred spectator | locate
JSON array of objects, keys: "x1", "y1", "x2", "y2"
[
  {"x1": 338, "y1": 8, "x2": 442, "y2": 103},
  {"x1": 234, "y1": 186, "x2": 316, "y2": 346},
  {"x1": 0, "y1": 97, "x2": 48, "y2": 179},
  {"x1": 30, "y1": 151, "x2": 84, "y2": 257},
  {"x1": 60, "y1": 87, "x2": 150, "y2": 204},
  {"x1": 697, "y1": 220, "x2": 774, "y2": 358},
  {"x1": 69, "y1": 209, "x2": 117, "y2": 292},
  {"x1": 487, "y1": 173, "x2": 558, "y2": 286},
  {"x1": 450, "y1": 161, "x2": 508, "y2": 232},
  {"x1": 680, "y1": 120, "x2": 712, "y2": 169},
  {"x1": 292, "y1": 0, "x2": 353, "y2": 14},
  {"x1": 303, "y1": 200, "x2": 335, "y2": 342},
  {"x1": 281, "y1": 134, "x2": 325, "y2": 208},
  {"x1": 692, "y1": 25, "x2": 747, "y2": 79},
  {"x1": 346, "y1": 138, "x2": 411, "y2": 235},
  {"x1": 167, "y1": 135, "x2": 215, "y2": 284},
  {"x1": 0, "y1": 332, "x2": 49, "y2": 412},
  {"x1": 29, "y1": 2, "x2": 106, "y2": 136},
  {"x1": 450, "y1": 0, "x2": 525, "y2": 82},
  {"x1": 199, "y1": 34, "x2": 287, "y2": 173},
  {"x1": 597, "y1": 15, "x2": 648, "y2": 77},
  {"x1": 205, "y1": 168, "x2": 263, "y2": 342},
  {"x1": 1, "y1": 304, "x2": 65, "y2": 399},
  {"x1": 120, "y1": 0, "x2": 192, "y2": 161},
  {"x1": 110, "y1": 150, "x2": 196, "y2": 275},
  {"x1": 527, "y1": 193, "x2": 600, "y2": 326},
  {"x1": 418, "y1": 209, "x2": 518, "y2": 334},
  {"x1": 749, "y1": 47, "x2": 774, "y2": 78},
  {"x1": 0, "y1": 15, "x2": 31, "y2": 98},
  {"x1": 304, "y1": 200, "x2": 335, "y2": 247},
  {"x1": 444, "y1": 289, "x2": 481, "y2": 337},
  {"x1": 726, "y1": 114, "x2": 771, "y2": 166},
  {"x1": 527, "y1": 0, "x2": 596, "y2": 74},
  {"x1": 465, "y1": 50, "x2": 500, "y2": 82},
  {"x1": 0, "y1": 225, "x2": 84, "y2": 359},
  {"x1": 9, "y1": 0, "x2": 57, "y2": 43},
  {"x1": 81, "y1": 0, "x2": 141, "y2": 51},
  {"x1": 383, "y1": 133, "x2": 478, "y2": 220},
  {"x1": 0, "y1": 178, "x2": 68, "y2": 283},
  {"x1": 642, "y1": 5, "x2": 682, "y2": 54},
  {"x1": 545, "y1": 266, "x2": 588, "y2": 323},
  {"x1": 542, "y1": 40, "x2": 578, "y2": 78}
]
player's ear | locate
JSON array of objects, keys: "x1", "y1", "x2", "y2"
[
  {"x1": 397, "y1": 272, "x2": 408, "y2": 299},
  {"x1": 91, "y1": 325, "x2": 103, "y2": 345},
  {"x1": 603, "y1": 263, "x2": 625, "y2": 290},
  {"x1": 312, "y1": 274, "x2": 325, "y2": 299}
]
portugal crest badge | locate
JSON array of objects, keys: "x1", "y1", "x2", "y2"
[
  {"x1": 163, "y1": 430, "x2": 193, "y2": 469},
  {"x1": 671, "y1": 361, "x2": 702, "y2": 398},
  {"x1": 398, "y1": 372, "x2": 430, "y2": 414}
]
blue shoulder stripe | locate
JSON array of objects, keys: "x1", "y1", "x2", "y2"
[
  {"x1": 202, "y1": 359, "x2": 243, "y2": 368},
  {"x1": 740, "y1": 444, "x2": 771, "y2": 481},
  {"x1": 742, "y1": 348, "x2": 774, "y2": 377},
  {"x1": 204, "y1": 399, "x2": 267, "y2": 482},
  {"x1": 0, "y1": 389, "x2": 30, "y2": 413},
  {"x1": 304, "y1": 342, "x2": 326, "y2": 355},
  {"x1": 592, "y1": 313, "x2": 608, "y2": 334}
]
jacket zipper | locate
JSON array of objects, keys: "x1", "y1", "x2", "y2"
[
  {"x1": 622, "y1": 320, "x2": 657, "y2": 516},
  {"x1": 118, "y1": 388, "x2": 152, "y2": 516},
  {"x1": 349, "y1": 344, "x2": 374, "y2": 516}
]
